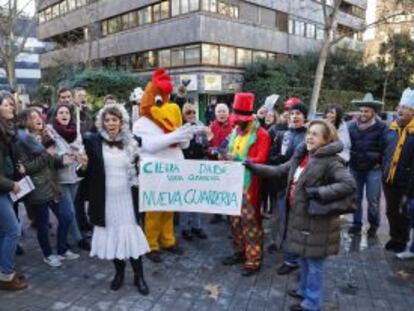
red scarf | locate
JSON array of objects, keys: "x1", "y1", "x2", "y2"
[
  {"x1": 288, "y1": 154, "x2": 309, "y2": 207},
  {"x1": 53, "y1": 119, "x2": 77, "y2": 143}
]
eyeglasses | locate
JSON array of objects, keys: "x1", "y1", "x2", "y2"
[{"x1": 185, "y1": 111, "x2": 196, "y2": 115}]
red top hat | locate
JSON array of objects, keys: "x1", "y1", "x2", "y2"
[{"x1": 231, "y1": 93, "x2": 255, "y2": 122}]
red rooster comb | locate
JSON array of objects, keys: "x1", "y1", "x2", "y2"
[{"x1": 152, "y1": 68, "x2": 173, "y2": 95}]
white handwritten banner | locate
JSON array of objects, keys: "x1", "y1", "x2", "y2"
[{"x1": 139, "y1": 158, "x2": 245, "y2": 215}]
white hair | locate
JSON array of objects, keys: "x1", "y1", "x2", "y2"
[{"x1": 215, "y1": 103, "x2": 229, "y2": 114}]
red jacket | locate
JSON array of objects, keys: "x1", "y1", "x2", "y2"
[
  {"x1": 247, "y1": 126, "x2": 270, "y2": 164},
  {"x1": 208, "y1": 120, "x2": 233, "y2": 159},
  {"x1": 246, "y1": 127, "x2": 271, "y2": 220},
  {"x1": 209, "y1": 120, "x2": 233, "y2": 148}
]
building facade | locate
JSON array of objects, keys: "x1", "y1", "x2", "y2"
[
  {"x1": 37, "y1": 0, "x2": 366, "y2": 119},
  {"x1": 0, "y1": 16, "x2": 45, "y2": 92}
]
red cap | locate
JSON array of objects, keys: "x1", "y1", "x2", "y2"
[
  {"x1": 284, "y1": 97, "x2": 302, "y2": 111},
  {"x1": 231, "y1": 93, "x2": 255, "y2": 122}
]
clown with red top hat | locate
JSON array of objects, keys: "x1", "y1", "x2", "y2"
[{"x1": 222, "y1": 93, "x2": 270, "y2": 276}]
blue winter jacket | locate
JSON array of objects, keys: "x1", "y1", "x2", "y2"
[
  {"x1": 383, "y1": 120, "x2": 414, "y2": 196},
  {"x1": 348, "y1": 119, "x2": 387, "y2": 171}
]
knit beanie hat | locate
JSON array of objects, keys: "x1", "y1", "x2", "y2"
[
  {"x1": 400, "y1": 88, "x2": 414, "y2": 109},
  {"x1": 290, "y1": 102, "x2": 308, "y2": 119}
]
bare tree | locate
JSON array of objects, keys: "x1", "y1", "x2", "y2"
[
  {"x1": 0, "y1": 0, "x2": 38, "y2": 88},
  {"x1": 308, "y1": 0, "x2": 413, "y2": 116}
]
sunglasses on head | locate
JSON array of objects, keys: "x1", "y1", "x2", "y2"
[{"x1": 185, "y1": 110, "x2": 196, "y2": 115}]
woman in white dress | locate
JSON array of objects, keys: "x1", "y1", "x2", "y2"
[{"x1": 78, "y1": 104, "x2": 150, "y2": 295}]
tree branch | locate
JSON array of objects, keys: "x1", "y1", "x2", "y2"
[{"x1": 330, "y1": 11, "x2": 411, "y2": 46}]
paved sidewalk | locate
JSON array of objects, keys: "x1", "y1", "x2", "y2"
[{"x1": 1, "y1": 209, "x2": 414, "y2": 311}]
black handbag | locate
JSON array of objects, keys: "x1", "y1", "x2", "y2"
[{"x1": 308, "y1": 194, "x2": 357, "y2": 216}]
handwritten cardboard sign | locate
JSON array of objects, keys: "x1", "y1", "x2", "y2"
[{"x1": 139, "y1": 158, "x2": 244, "y2": 215}]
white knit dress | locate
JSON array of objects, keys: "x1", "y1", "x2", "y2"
[{"x1": 90, "y1": 145, "x2": 150, "y2": 260}]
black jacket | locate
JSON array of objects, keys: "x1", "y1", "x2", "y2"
[
  {"x1": 14, "y1": 132, "x2": 63, "y2": 205},
  {"x1": 0, "y1": 140, "x2": 16, "y2": 194},
  {"x1": 348, "y1": 119, "x2": 386, "y2": 171},
  {"x1": 79, "y1": 133, "x2": 139, "y2": 227}
]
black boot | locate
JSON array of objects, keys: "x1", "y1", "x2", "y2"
[
  {"x1": 110, "y1": 259, "x2": 125, "y2": 291},
  {"x1": 130, "y1": 257, "x2": 149, "y2": 296}
]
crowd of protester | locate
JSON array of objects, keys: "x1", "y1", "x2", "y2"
[{"x1": 1, "y1": 83, "x2": 414, "y2": 311}]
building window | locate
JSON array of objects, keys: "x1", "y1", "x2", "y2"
[
  {"x1": 219, "y1": 46, "x2": 236, "y2": 66},
  {"x1": 45, "y1": 7, "x2": 52, "y2": 21},
  {"x1": 83, "y1": 27, "x2": 89, "y2": 41},
  {"x1": 101, "y1": 21, "x2": 108, "y2": 36},
  {"x1": 288, "y1": 19, "x2": 294, "y2": 34},
  {"x1": 60, "y1": 1, "x2": 68, "y2": 15},
  {"x1": 185, "y1": 45, "x2": 201, "y2": 65},
  {"x1": 190, "y1": 0, "x2": 200, "y2": 11},
  {"x1": 294, "y1": 20, "x2": 305, "y2": 36},
  {"x1": 52, "y1": 4, "x2": 60, "y2": 19},
  {"x1": 171, "y1": 47, "x2": 185, "y2": 66},
  {"x1": 134, "y1": 51, "x2": 157, "y2": 69},
  {"x1": 202, "y1": 44, "x2": 219, "y2": 65},
  {"x1": 306, "y1": 23, "x2": 315, "y2": 38},
  {"x1": 202, "y1": 0, "x2": 217, "y2": 13},
  {"x1": 77, "y1": 0, "x2": 87, "y2": 8},
  {"x1": 39, "y1": 11, "x2": 46, "y2": 23},
  {"x1": 138, "y1": 6, "x2": 152, "y2": 25},
  {"x1": 218, "y1": 1, "x2": 238, "y2": 18},
  {"x1": 68, "y1": 0, "x2": 76, "y2": 11},
  {"x1": 108, "y1": 17, "x2": 121, "y2": 34},
  {"x1": 119, "y1": 55, "x2": 132, "y2": 70},
  {"x1": 171, "y1": 0, "x2": 180, "y2": 16},
  {"x1": 158, "y1": 49, "x2": 171, "y2": 67},
  {"x1": 179, "y1": 0, "x2": 189, "y2": 14},
  {"x1": 160, "y1": 1, "x2": 170, "y2": 19},
  {"x1": 153, "y1": 1, "x2": 169, "y2": 22},
  {"x1": 316, "y1": 27, "x2": 324, "y2": 40},
  {"x1": 236, "y1": 48, "x2": 252, "y2": 66},
  {"x1": 275, "y1": 11, "x2": 288, "y2": 32},
  {"x1": 268, "y1": 53, "x2": 278, "y2": 62},
  {"x1": 122, "y1": 11, "x2": 138, "y2": 30},
  {"x1": 253, "y1": 51, "x2": 267, "y2": 62}
]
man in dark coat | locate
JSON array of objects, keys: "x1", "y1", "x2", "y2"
[
  {"x1": 383, "y1": 87, "x2": 414, "y2": 255},
  {"x1": 348, "y1": 93, "x2": 386, "y2": 237}
]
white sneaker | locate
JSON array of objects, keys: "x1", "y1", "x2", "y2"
[
  {"x1": 396, "y1": 250, "x2": 414, "y2": 260},
  {"x1": 43, "y1": 255, "x2": 62, "y2": 267},
  {"x1": 57, "y1": 250, "x2": 80, "y2": 261}
]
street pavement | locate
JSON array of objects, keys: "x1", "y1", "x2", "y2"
[{"x1": 1, "y1": 204, "x2": 414, "y2": 311}]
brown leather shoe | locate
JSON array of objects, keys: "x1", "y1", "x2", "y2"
[{"x1": 0, "y1": 273, "x2": 28, "y2": 291}]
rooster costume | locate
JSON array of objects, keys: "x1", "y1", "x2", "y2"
[
  {"x1": 133, "y1": 69, "x2": 194, "y2": 261},
  {"x1": 223, "y1": 93, "x2": 270, "y2": 275}
]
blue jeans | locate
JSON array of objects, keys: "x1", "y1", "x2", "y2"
[
  {"x1": 351, "y1": 168, "x2": 382, "y2": 228},
  {"x1": 180, "y1": 213, "x2": 202, "y2": 231},
  {"x1": 61, "y1": 183, "x2": 82, "y2": 242},
  {"x1": 0, "y1": 195, "x2": 20, "y2": 275},
  {"x1": 298, "y1": 257, "x2": 325, "y2": 311},
  {"x1": 31, "y1": 199, "x2": 73, "y2": 257}
]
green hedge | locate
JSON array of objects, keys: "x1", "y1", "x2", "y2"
[
  {"x1": 33, "y1": 67, "x2": 146, "y2": 112},
  {"x1": 285, "y1": 87, "x2": 365, "y2": 112},
  {"x1": 66, "y1": 69, "x2": 146, "y2": 112}
]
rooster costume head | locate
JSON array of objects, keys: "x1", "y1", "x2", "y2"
[{"x1": 140, "y1": 68, "x2": 182, "y2": 132}]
